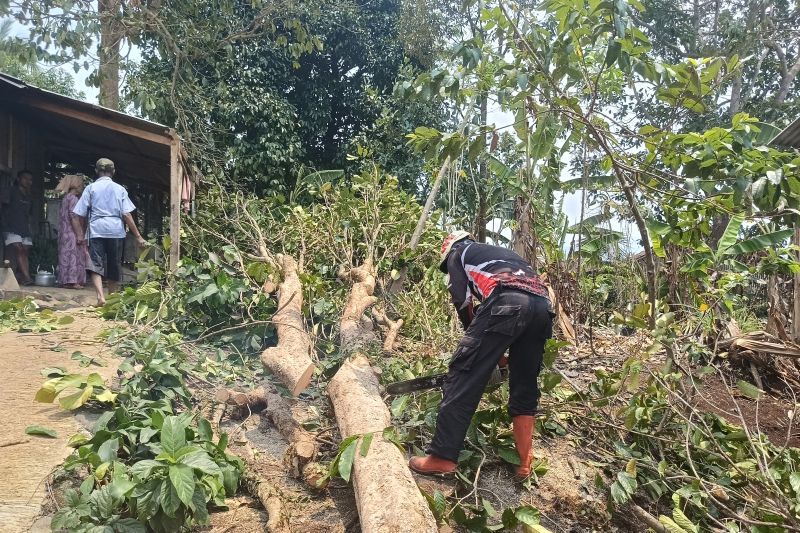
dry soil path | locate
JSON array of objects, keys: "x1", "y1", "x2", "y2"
[{"x1": 0, "y1": 310, "x2": 119, "y2": 533}]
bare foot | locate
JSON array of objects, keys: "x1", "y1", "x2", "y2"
[{"x1": 94, "y1": 300, "x2": 106, "y2": 308}]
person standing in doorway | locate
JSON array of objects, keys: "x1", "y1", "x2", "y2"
[
  {"x1": 71, "y1": 158, "x2": 146, "y2": 306},
  {"x1": 3, "y1": 170, "x2": 34, "y2": 285},
  {"x1": 55, "y1": 174, "x2": 87, "y2": 289}
]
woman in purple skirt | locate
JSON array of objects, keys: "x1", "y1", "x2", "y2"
[{"x1": 55, "y1": 175, "x2": 87, "y2": 288}]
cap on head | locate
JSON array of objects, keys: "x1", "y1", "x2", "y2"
[
  {"x1": 95, "y1": 158, "x2": 115, "y2": 174},
  {"x1": 439, "y1": 230, "x2": 472, "y2": 272}
]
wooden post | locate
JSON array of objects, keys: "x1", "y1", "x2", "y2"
[
  {"x1": 169, "y1": 138, "x2": 181, "y2": 269},
  {"x1": 794, "y1": 224, "x2": 800, "y2": 342}
]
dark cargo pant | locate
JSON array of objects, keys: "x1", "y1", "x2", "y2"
[{"x1": 427, "y1": 289, "x2": 553, "y2": 462}]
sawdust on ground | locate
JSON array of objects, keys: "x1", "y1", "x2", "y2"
[{"x1": 0, "y1": 310, "x2": 118, "y2": 532}]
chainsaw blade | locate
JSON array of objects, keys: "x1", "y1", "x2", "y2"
[
  {"x1": 385, "y1": 373, "x2": 447, "y2": 395},
  {"x1": 385, "y1": 367, "x2": 508, "y2": 396}
]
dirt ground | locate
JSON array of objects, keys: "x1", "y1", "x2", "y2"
[
  {"x1": 0, "y1": 309, "x2": 118, "y2": 532},
  {"x1": 694, "y1": 373, "x2": 800, "y2": 448}
]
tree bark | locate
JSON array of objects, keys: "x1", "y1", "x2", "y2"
[
  {"x1": 475, "y1": 93, "x2": 489, "y2": 242},
  {"x1": 260, "y1": 255, "x2": 315, "y2": 396},
  {"x1": 98, "y1": 0, "x2": 122, "y2": 109},
  {"x1": 794, "y1": 225, "x2": 800, "y2": 342},
  {"x1": 512, "y1": 195, "x2": 535, "y2": 267},
  {"x1": 328, "y1": 354, "x2": 438, "y2": 533},
  {"x1": 372, "y1": 308, "x2": 403, "y2": 353},
  {"x1": 261, "y1": 386, "x2": 318, "y2": 477},
  {"x1": 338, "y1": 259, "x2": 379, "y2": 353},
  {"x1": 329, "y1": 260, "x2": 438, "y2": 533}
]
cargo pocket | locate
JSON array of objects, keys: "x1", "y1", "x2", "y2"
[
  {"x1": 485, "y1": 304, "x2": 522, "y2": 336},
  {"x1": 449, "y1": 335, "x2": 481, "y2": 372}
]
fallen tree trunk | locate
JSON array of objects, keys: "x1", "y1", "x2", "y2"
[
  {"x1": 328, "y1": 354, "x2": 438, "y2": 533},
  {"x1": 328, "y1": 260, "x2": 438, "y2": 533},
  {"x1": 261, "y1": 254, "x2": 315, "y2": 396}
]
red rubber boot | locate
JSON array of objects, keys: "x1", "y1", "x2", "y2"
[
  {"x1": 512, "y1": 415, "x2": 535, "y2": 480},
  {"x1": 409, "y1": 454, "x2": 457, "y2": 476}
]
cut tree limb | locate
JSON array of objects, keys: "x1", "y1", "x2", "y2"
[
  {"x1": 262, "y1": 386, "x2": 318, "y2": 476},
  {"x1": 372, "y1": 307, "x2": 403, "y2": 353},
  {"x1": 215, "y1": 386, "x2": 267, "y2": 417},
  {"x1": 329, "y1": 259, "x2": 438, "y2": 533},
  {"x1": 260, "y1": 254, "x2": 315, "y2": 396},
  {"x1": 215, "y1": 384, "x2": 318, "y2": 477},
  {"x1": 242, "y1": 463, "x2": 289, "y2": 533},
  {"x1": 338, "y1": 259, "x2": 378, "y2": 353},
  {"x1": 328, "y1": 354, "x2": 438, "y2": 533}
]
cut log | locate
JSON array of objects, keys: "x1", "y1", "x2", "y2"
[
  {"x1": 215, "y1": 386, "x2": 267, "y2": 417},
  {"x1": 260, "y1": 254, "x2": 315, "y2": 396},
  {"x1": 329, "y1": 259, "x2": 437, "y2": 533},
  {"x1": 262, "y1": 386, "x2": 318, "y2": 476},
  {"x1": 718, "y1": 330, "x2": 800, "y2": 358},
  {"x1": 328, "y1": 354, "x2": 438, "y2": 533}
]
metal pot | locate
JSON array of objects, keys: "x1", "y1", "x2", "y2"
[{"x1": 35, "y1": 271, "x2": 56, "y2": 287}]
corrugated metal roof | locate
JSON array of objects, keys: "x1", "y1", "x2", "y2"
[{"x1": 771, "y1": 115, "x2": 800, "y2": 149}]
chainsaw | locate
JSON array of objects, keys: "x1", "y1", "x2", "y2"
[{"x1": 385, "y1": 366, "x2": 508, "y2": 395}]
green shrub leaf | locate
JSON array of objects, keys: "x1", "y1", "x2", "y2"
[
  {"x1": 169, "y1": 464, "x2": 196, "y2": 507},
  {"x1": 160, "y1": 416, "x2": 187, "y2": 458},
  {"x1": 25, "y1": 425, "x2": 57, "y2": 438}
]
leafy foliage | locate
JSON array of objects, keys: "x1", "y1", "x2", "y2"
[
  {"x1": 0, "y1": 298, "x2": 74, "y2": 333},
  {"x1": 41, "y1": 330, "x2": 243, "y2": 532}
]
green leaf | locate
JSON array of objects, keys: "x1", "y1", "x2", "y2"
[
  {"x1": 57, "y1": 315, "x2": 75, "y2": 325},
  {"x1": 191, "y1": 486, "x2": 210, "y2": 524},
  {"x1": 736, "y1": 380, "x2": 763, "y2": 400},
  {"x1": 790, "y1": 472, "x2": 800, "y2": 496},
  {"x1": 98, "y1": 438, "x2": 119, "y2": 463},
  {"x1": 90, "y1": 485, "x2": 116, "y2": 518},
  {"x1": 197, "y1": 418, "x2": 213, "y2": 441},
  {"x1": 338, "y1": 438, "x2": 358, "y2": 482},
  {"x1": 514, "y1": 505, "x2": 541, "y2": 526},
  {"x1": 497, "y1": 446, "x2": 521, "y2": 465},
  {"x1": 359, "y1": 433, "x2": 373, "y2": 457},
  {"x1": 130, "y1": 460, "x2": 162, "y2": 480},
  {"x1": 716, "y1": 215, "x2": 743, "y2": 255},
  {"x1": 221, "y1": 465, "x2": 240, "y2": 495},
  {"x1": 169, "y1": 464, "x2": 196, "y2": 507},
  {"x1": 179, "y1": 451, "x2": 222, "y2": 476},
  {"x1": 112, "y1": 518, "x2": 146, "y2": 533},
  {"x1": 659, "y1": 515, "x2": 690, "y2": 533},
  {"x1": 724, "y1": 229, "x2": 794, "y2": 256},
  {"x1": 604, "y1": 40, "x2": 621, "y2": 67},
  {"x1": 25, "y1": 425, "x2": 57, "y2": 438},
  {"x1": 160, "y1": 478, "x2": 181, "y2": 517},
  {"x1": 160, "y1": 416, "x2": 187, "y2": 458},
  {"x1": 59, "y1": 385, "x2": 93, "y2": 410},
  {"x1": 673, "y1": 508, "x2": 698, "y2": 533},
  {"x1": 109, "y1": 479, "x2": 136, "y2": 500}
]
